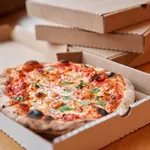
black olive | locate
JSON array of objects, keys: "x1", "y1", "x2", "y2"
[
  {"x1": 95, "y1": 74, "x2": 101, "y2": 80},
  {"x1": 60, "y1": 60, "x2": 69, "y2": 63},
  {"x1": 97, "y1": 107, "x2": 109, "y2": 116},
  {"x1": 2, "y1": 105, "x2": 6, "y2": 109},
  {"x1": 45, "y1": 115, "x2": 53, "y2": 120},
  {"x1": 27, "y1": 110, "x2": 44, "y2": 119},
  {"x1": 107, "y1": 72, "x2": 115, "y2": 78}
]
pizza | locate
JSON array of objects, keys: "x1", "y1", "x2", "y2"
[{"x1": 0, "y1": 60, "x2": 135, "y2": 134}]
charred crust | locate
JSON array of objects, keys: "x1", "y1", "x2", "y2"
[{"x1": 24, "y1": 60, "x2": 39, "y2": 65}]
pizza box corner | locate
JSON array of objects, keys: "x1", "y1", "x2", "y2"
[
  {"x1": 1, "y1": 24, "x2": 150, "y2": 149},
  {"x1": 26, "y1": 0, "x2": 150, "y2": 33}
]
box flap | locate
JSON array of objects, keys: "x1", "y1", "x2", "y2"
[{"x1": 27, "y1": 0, "x2": 150, "y2": 33}]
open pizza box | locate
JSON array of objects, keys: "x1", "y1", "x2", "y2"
[
  {"x1": 35, "y1": 19, "x2": 150, "y2": 53},
  {"x1": 26, "y1": 0, "x2": 150, "y2": 33},
  {"x1": 1, "y1": 25, "x2": 150, "y2": 150},
  {"x1": 12, "y1": 16, "x2": 150, "y2": 68}
]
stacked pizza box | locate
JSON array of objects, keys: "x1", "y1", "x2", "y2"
[{"x1": 25, "y1": 0, "x2": 150, "y2": 67}]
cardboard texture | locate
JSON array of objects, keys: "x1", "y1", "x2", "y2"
[
  {"x1": 26, "y1": 0, "x2": 150, "y2": 33},
  {"x1": 36, "y1": 20, "x2": 150, "y2": 53},
  {"x1": 13, "y1": 16, "x2": 150, "y2": 67},
  {"x1": 0, "y1": 25, "x2": 11, "y2": 42},
  {"x1": 68, "y1": 46, "x2": 150, "y2": 68},
  {"x1": 1, "y1": 49, "x2": 150, "y2": 150}
]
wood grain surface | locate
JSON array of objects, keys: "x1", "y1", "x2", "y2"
[{"x1": 0, "y1": 9, "x2": 150, "y2": 150}]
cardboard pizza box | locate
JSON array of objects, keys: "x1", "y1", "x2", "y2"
[
  {"x1": 26, "y1": 0, "x2": 150, "y2": 33},
  {"x1": 11, "y1": 16, "x2": 150, "y2": 68},
  {"x1": 68, "y1": 46, "x2": 150, "y2": 68},
  {"x1": 1, "y1": 49, "x2": 150, "y2": 150},
  {"x1": 36, "y1": 20, "x2": 150, "y2": 53},
  {"x1": 0, "y1": 25, "x2": 67, "y2": 69}
]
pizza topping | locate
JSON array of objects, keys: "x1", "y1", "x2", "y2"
[
  {"x1": 27, "y1": 109, "x2": 44, "y2": 119},
  {"x1": 80, "y1": 100, "x2": 90, "y2": 106},
  {"x1": 90, "y1": 88, "x2": 100, "y2": 93},
  {"x1": 107, "y1": 72, "x2": 115, "y2": 78},
  {"x1": 35, "y1": 92, "x2": 46, "y2": 99},
  {"x1": 61, "y1": 81, "x2": 70, "y2": 85},
  {"x1": 96, "y1": 100, "x2": 106, "y2": 107},
  {"x1": 63, "y1": 96, "x2": 71, "y2": 101},
  {"x1": 45, "y1": 115, "x2": 53, "y2": 120},
  {"x1": 60, "y1": 60, "x2": 69, "y2": 63},
  {"x1": 58, "y1": 105, "x2": 72, "y2": 112},
  {"x1": 97, "y1": 107, "x2": 109, "y2": 116},
  {"x1": 12, "y1": 95, "x2": 25, "y2": 101},
  {"x1": 76, "y1": 81, "x2": 86, "y2": 89},
  {"x1": 22, "y1": 60, "x2": 42, "y2": 72},
  {"x1": 51, "y1": 101, "x2": 64, "y2": 109}
]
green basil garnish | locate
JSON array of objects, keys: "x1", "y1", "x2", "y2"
[
  {"x1": 96, "y1": 101, "x2": 106, "y2": 107},
  {"x1": 12, "y1": 95, "x2": 25, "y2": 101},
  {"x1": 76, "y1": 81, "x2": 86, "y2": 89},
  {"x1": 61, "y1": 81, "x2": 70, "y2": 85},
  {"x1": 90, "y1": 88, "x2": 100, "y2": 93},
  {"x1": 66, "y1": 89, "x2": 71, "y2": 93},
  {"x1": 80, "y1": 100, "x2": 90, "y2": 106},
  {"x1": 63, "y1": 96, "x2": 71, "y2": 101},
  {"x1": 58, "y1": 105, "x2": 72, "y2": 112}
]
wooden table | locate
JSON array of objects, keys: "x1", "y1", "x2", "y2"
[{"x1": 1, "y1": 10, "x2": 150, "y2": 150}]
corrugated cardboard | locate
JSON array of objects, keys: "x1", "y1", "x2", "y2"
[
  {"x1": 36, "y1": 20, "x2": 150, "y2": 53},
  {"x1": 26, "y1": 0, "x2": 150, "y2": 33},
  {"x1": 1, "y1": 49, "x2": 150, "y2": 150},
  {"x1": 68, "y1": 46, "x2": 150, "y2": 68}
]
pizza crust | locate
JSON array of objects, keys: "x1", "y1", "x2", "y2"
[
  {"x1": 2, "y1": 107, "x2": 92, "y2": 135},
  {"x1": 116, "y1": 76, "x2": 135, "y2": 116}
]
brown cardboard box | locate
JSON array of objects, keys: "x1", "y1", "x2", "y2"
[
  {"x1": 68, "y1": 46, "x2": 150, "y2": 67},
  {"x1": 1, "y1": 25, "x2": 150, "y2": 150},
  {"x1": 26, "y1": 0, "x2": 150, "y2": 33},
  {"x1": 36, "y1": 20, "x2": 150, "y2": 53}
]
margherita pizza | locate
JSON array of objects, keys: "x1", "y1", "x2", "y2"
[{"x1": 0, "y1": 60, "x2": 135, "y2": 134}]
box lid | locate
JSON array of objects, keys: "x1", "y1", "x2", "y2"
[
  {"x1": 35, "y1": 19, "x2": 150, "y2": 53},
  {"x1": 26, "y1": 0, "x2": 150, "y2": 33}
]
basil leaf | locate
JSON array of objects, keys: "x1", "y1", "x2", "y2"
[
  {"x1": 58, "y1": 105, "x2": 72, "y2": 112},
  {"x1": 66, "y1": 89, "x2": 71, "y2": 93},
  {"x1": 96, "y1": 101, "x2": 106, "y2": 107},
  {"x1": 90, "y1": 88, "x2": 100, "y2": 93},
  {"x1": 32, "y1": 83, "x2": 40, "y2": 88},
  {"x1": 76, "y1": 81, "x2": 86, "y2": 89},
  {"x1": 12, "y1": 96, "x2": 25, "y2": 101},
  {"x1": 63, "y1": 96, "x2": 71, "y2": 101},
  {"x1": 61, "y1": 81, "x2": 70, "y2": 85},
  {"x1": 80, "y1": 100, "x2": 90, "y2": 106}
]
